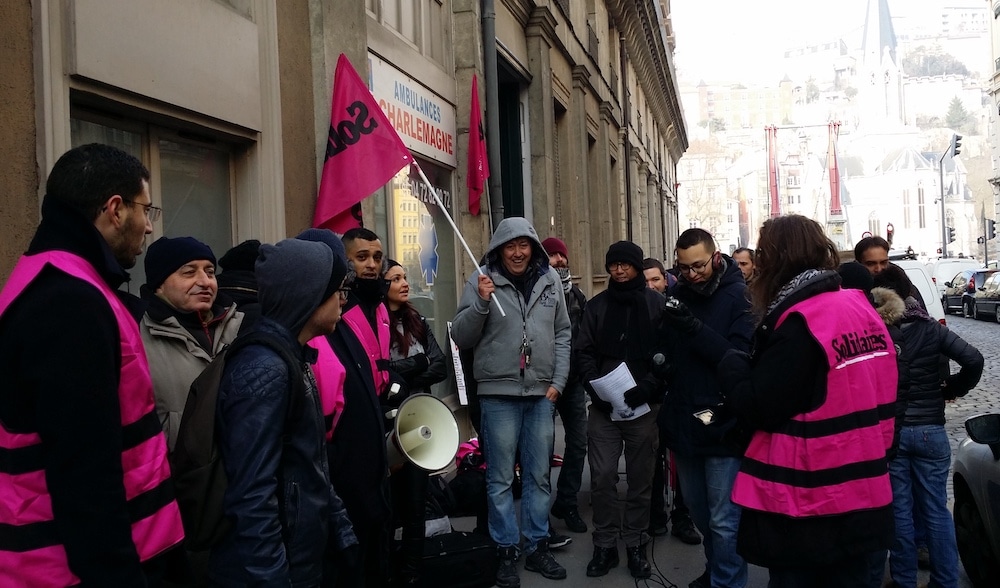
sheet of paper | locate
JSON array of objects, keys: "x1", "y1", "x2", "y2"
[
  {"x1": 588, "y1": 361, "x2": 650, "y2": 422},
  {"x1": 447, "y1": 322, "x2": 468, "y2": 405}
]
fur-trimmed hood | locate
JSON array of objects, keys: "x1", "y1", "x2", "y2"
[{"x1": 871, "y1": 286, "x2": 905, "y2": 326}]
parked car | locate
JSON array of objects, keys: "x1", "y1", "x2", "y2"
[
  {"x1": 952, "y1": 413, "x2": 1000, "y2": 587},
  {"x1": 943, "y1": 269, "x2": 998, "y2": 317},
  {"x1": 893, "y1": 259, "x2": 946, "y2": 325},
  {"x1": 926, "y1": 258, "x2": 981, "y2": 298},
  {"x1": 972, "y1": 272, "x2": 1000, "y2": 322}
]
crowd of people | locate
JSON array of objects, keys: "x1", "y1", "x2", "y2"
[{"x1": 0, "y1": 143, "x2": 984, "y2": 588}]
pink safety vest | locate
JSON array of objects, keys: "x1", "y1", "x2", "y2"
[
  {"x1": 311, "y1": 335, "x2": 347, "y2": 441},
  {"x1": 731, "y1": 289, "x2": 897, "y2": 518},
  {"x1": 341, "y1": 303, "x2": 391, "y2": 395},
  {"x1": 0, "y1": 251, "x2": 184, "y2": 587}
]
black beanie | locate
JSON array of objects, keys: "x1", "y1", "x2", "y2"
[
  {"x1": 837, "y1": 261, "x2": 873, "y2": 294},
  {"x1": 218, "y1": 239, "x2": 261, "y2": 272},
  {"x1": 144, "y1": 236, "x2": 216, "y2": 290},
  {"x1": 605, "y1": 241, "x2": 644, "y2": 273}
]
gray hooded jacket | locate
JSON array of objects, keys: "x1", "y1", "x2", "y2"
[{"x1": 451, "y1": 217, "x2": 572, "y2": 397}]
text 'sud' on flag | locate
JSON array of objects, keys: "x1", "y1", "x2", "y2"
[
  {"x1": 466, "y1": 74, "x2": 489, "y2": 216},
  {"x1": 313, "y1": 53, "x2": 412, "y2": 233}
]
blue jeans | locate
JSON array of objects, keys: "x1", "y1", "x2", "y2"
[
  {"x1": 676, "y1": 454, "x2": 748, "y2": 588},
  {"x1": 888, "y1": 425, "x2": 958, "y2": 588},
  {"x1": 480, "y1": 397, "x2": 556, "y2": 555}
]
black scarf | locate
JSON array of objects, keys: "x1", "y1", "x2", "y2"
[{"x1": 596, "y1": 273, "x2": 655, "y2": 362}]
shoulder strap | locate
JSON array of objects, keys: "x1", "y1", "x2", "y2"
[{"x1": 226, "y1": 331, "x2": 306, "y2": 428}]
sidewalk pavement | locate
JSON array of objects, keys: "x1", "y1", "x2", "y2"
[{"x1": 445, "y1": 415, "x2": 968, "y2": 588}]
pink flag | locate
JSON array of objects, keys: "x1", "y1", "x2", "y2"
[
  {"x1": 466, "y1": 75, "x2": 489, "y2": 216},
  {"x1": 313, "y1": 54, "x2": 412, "y2": 232}
]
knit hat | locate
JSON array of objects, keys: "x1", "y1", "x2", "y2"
[
  {"x1": 837, "y1": 261, "x2": 873, "y2": 294},
  {"x1": 295, "y1": 228, "x2": 350, "y2": 301},
  {"x1": 144, "y1": 236, "x2": 216, "y2": 290},
  {"x1": 256, "y1": 238, "x2": 337, "y2": 336},
  {"x1": 218, "y1": 239, "x2": 261, "y2": 272},
  {"x1": 605, "y1": 241, "x2": 644, "y2": 272},
  {"x1": 541, "y1": 237, "x2": 569, "y2": 260}
]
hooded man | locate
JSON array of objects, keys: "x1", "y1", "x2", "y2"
[
  {"x1": 540, "y1": 237, "x2": 589, "y2": 538},
  {"x1": 452, "y1": 218, "x2": 572, "y2": 588},
  {"x1": 209, "y1": 237, "x2": 356, "y2": 586},
  {"x1": 140, "y1": 236, "x2": 244, "y2": 452}
]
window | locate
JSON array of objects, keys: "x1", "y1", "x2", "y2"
[
  {"x1": 372, "y1": 0, "x2": 450, "y2": 67},
  {"x1": 868, "y1": 212, "x2": 880, "y2": 237},
  {"x1": 918, "y1": 186, "x2": 926, "y2": 228},
  {"x1": 902, "y1": 189, "x2": 911, "y2": 229},
  {"x1": 71, "y1": 111, "x2": 241, "y2": 291}
]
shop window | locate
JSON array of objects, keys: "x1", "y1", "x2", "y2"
[{"x1": 71, "y1": 112, "x2": 238, "y2": 291}]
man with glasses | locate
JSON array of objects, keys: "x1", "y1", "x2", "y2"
[
  {"x1": 0, "y1": 144, "x2": 186, "y2": 586},
  {"x1": 659, "y1": 228, "x2": 754, "y2": 588}
]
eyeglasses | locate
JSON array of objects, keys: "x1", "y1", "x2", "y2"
[
  {"x1": 676, "y1": 259, "x2": 711, "y2": 274},
  {"x1": 126, "y1": 200, "x2": 162, "y2": 222},
  {"x1": 608, "y1": 262, "x2": 632, "y2": 271}
]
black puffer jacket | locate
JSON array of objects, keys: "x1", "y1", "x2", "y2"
[
  {"x1": 897, "y1": 298, "x2": 983, "y2": 425},
  {"x1": 210, "y1": 318, "x2": 356, "y2": 587}
]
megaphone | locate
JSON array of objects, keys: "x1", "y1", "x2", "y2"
[{"x1": 386, "y1": 393, "x2": 460, "y2": 472}]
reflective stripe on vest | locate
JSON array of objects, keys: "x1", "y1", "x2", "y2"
[
  {"x1": 342, "y1": 304, "x2": 391, "y2": 394},
  {"x1": 0, "y1": 251, "x2": 184, "y2": 586},
  {"x1": 311, "y1": 335, "x2": 347, "y2": 441},
  {"x1": 731, "y1": 289, "x2": 897, "y2": 518}
]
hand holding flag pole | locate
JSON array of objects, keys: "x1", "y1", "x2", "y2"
[{"x1": 414, "y1": 161, "x2": 505, "y2": 317}]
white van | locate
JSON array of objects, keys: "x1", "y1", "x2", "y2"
[
  {"x1": 926, "y1": 258, "x2": 982, "y2": 299},
  {"x1": 894, "y1": 260, "x2": 946, "y2": 325}
]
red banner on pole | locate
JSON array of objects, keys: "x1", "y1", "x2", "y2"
[
  {"x1": 828, "y1": 122, "x2": 842, "y2": 216},
  {"x1": 466, "y1": 75, "x2": 489, "y2": 216},
  {"x1": 313, "y1": 54, "x2": 412, "y2": 232},
  {"x1": 767, "y1": 125, "x2": 780, "y2": 218}
]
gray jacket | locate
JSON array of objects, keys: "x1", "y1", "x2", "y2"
[
  {"x1": 451, "y1": 217, "x2": 571, "y2": 397},
  {"x1": 140, "y1": 303, "x2": 244, "y2": 451}
]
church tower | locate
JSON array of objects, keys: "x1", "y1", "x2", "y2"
[{"x1": 858, "y1": 0, "x2": 904, "y2": 129}]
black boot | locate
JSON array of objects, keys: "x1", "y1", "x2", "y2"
[
  {"x1": 524, "y1": 540, "x2": 566, "y2": 580},
  {"x1": 626, "y1": 544, "x2": 651, "y2": 579},
  {"x1": 551, "y1": 502, "x2": 588, "y2": 533},
  {"x1": 670, "y1": 510, "x2": 702, "y2": 545},
  {"x1": 586, "y1": 545, "x2": 619, "y2": 577},
  {"x1": 496, "y1": 546, "x2": 520, "y2": 588}
]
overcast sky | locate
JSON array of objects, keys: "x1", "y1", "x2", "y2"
[{"x1": 671, "y1": 0, "x2": 949, "y2": 84}]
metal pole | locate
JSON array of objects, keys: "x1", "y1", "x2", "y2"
[
  {"x1": 984, "y1": 204, "x2": 989, "y2": 269},
  {"x1": 939, "y1": 151, "x2": 948, "y2": 258},
  {"x1": 482, "y1": 0, "x2": 503, "y2": 233}
]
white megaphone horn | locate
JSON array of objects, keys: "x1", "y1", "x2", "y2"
[{"x1": 386, "y1": 393, "x2": 461, "y2": 472}]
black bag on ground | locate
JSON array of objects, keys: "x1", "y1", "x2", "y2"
[
  {"x1": 171, "y1": 331, "x2": 304, "y2": 551},
  {"x1": 418, "y1": 530, "x2": 497, "y2": 588}
]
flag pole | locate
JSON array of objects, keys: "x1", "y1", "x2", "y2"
[{"x1": 413, "y1": 161, "x2": 506, "y2": 317}]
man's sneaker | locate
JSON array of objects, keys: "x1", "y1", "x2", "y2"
[
  {"x1": 524, "y1": 541, "x2": 567, "y2": 580},
  {"x1": 496, "y1": 546, "x2": 520, "y2": 588},
  {"x1": 551, "y1": 502, "x2": 588, "y2": 533},
  {"x1": 670, "y1": 513, "x2": 702, "y2": 545},
  {"x1": 547, "y1": 526, "x2": 572, "y2": 550}
]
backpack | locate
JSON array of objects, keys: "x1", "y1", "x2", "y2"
[{"x1": 171, "y1": 330, "x2": 305, "y2": 551}]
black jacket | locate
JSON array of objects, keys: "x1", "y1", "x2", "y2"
[
  {"x1": 387, "y1": 316, "x2": 448, "y2": 396},
  {"x1": 326, "y1": 324, "x2": 391, "y2": 526},
  {"x1": 0, "y1": 196, "x2": 180, "y2": 586},
  {"x1": 210, "y1": 317, "x2": 356, "y2": 587},
  {"x1": 575, "y1": 286, "x2": 666, "y2": 398},
  {"x1": 661, "y1": 257, "x2": 754, "y2": 457},
  {"x1": 898, "y1": 299, "x2": 983, "y2": 425}
]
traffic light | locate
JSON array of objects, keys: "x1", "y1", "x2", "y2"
[
  {"x1": 886, "y1": 223, "x2": 894, "y2": 246},
  {"x1": 947, "y1": 226, "x2": 956, "y2": 243},
  {"x1": 989, "y1": 219, "x2": 997, "y2": 240},
  {"x1": 950, "y1": 134, "x2": 963, "y2": 157}
]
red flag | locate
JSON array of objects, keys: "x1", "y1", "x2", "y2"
[
  {"x1": 467, "y1": 75, "x2": 489, "y2": 216},
  {"x1": 313, "y1": 54, "x2": 412, "y2": 232}
]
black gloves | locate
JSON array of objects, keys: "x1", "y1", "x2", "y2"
[
  {"x1": 584, "y1": 382, "x2": 613, "y2": 414},
  {"x1": 663, "y1": 297, "x2": 703, "y2": 335},
  {"x1": 624, "y1": 376, "x2": 660, "y2": 409},
  {"x1": 411, "y1": 353, "x2": 430, "y2": 372}
]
